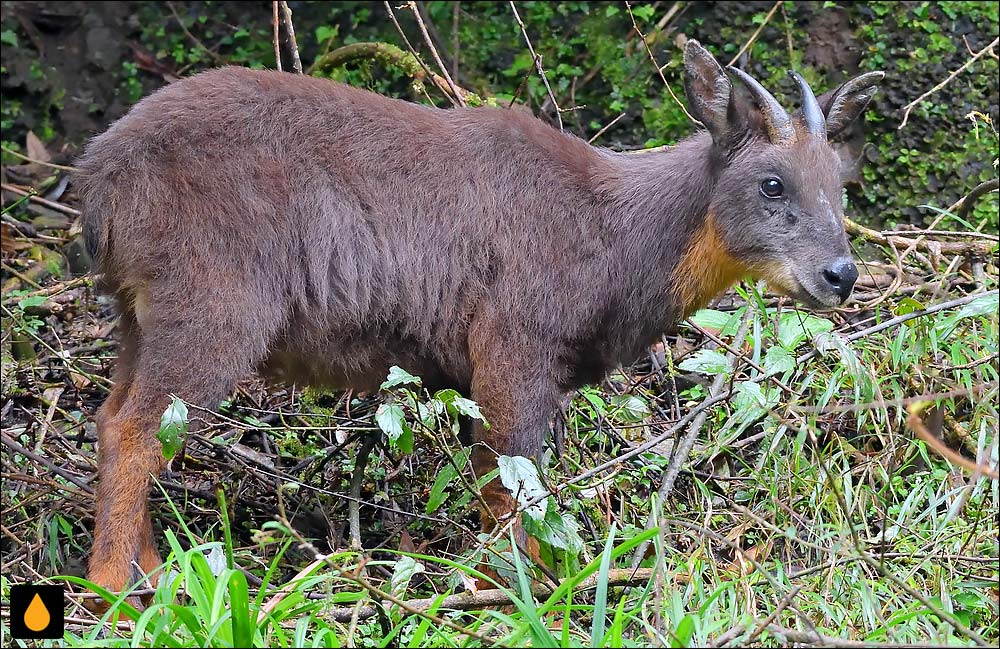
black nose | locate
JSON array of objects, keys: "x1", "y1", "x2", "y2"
[{"x1": 821, "y1": 258, "x2": 859, "y2": 302}]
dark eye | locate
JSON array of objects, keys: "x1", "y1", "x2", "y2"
[{"x1": 760, "y1": 178, "x2": 784, "y2": 199}]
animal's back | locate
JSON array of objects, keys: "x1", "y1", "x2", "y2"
[{"x1": 75, "y1": 66, "x2": 615, "y2": 389}]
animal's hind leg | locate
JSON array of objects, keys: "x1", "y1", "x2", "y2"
[
  {"x1": 94, "y1": 309, "x2": 139, "y2": 430},
  {"x1": 87, "y1": 289, "x2": 284, "y2": 608}
]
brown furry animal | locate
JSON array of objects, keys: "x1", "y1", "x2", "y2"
[{"x1": 75, "y1": 40, "x2": 881, "y2": 603}]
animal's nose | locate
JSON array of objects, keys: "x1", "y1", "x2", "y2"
[{"x1": 821, "y1": 258, "x2": 859, "y2": 302}]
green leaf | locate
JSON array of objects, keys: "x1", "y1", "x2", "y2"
[
  {"x1": 435, "y1": 388, "x2": 488, "y2": 424},
  {"x1": 608, "y1": 394, "x2": 650, "y2": 423},
  {"x1": 777, "y1": 313, "x2": 835, "y2": 350},
  {"x1": 672, "y1": 614, "x2": 696, "y2": 647},
  {"x1": 389, "y1": 555, "x2": 424, "y2": 599},
  {"x1": 935, "y1": 293, "x2": 999, "y2": 339},
  {"x1": 157, "y1": 397, "x2": 188, "y2": 460},
  {"x1": 16, "y1": 295, "x2": 47, "y2": 310},
  {"x1": 426, "y1": 450, "x2": 469, "y2": 514},
  {"x1": 523, "y1": 501, "x2": 584, "y2": 553},
  {"x1": 762, "y1": 345, "x2": 794, "y2": 376},
  {"x1": 688, "y1": 309, "x2": 732, "y2": 332},
  {"x1": 678, "y1": 349, "x2": 729, "y2": 375},
  {"x1": 498, "y1": 455, "x2": 548, "y2": 521},
  {"x1": 375, "y1": 402, "x2": 412, "y2": 453},
  {"x1": 315, "y1": 24, "x2": 339, "y2": 45},
  {"x1": 632, "y1": 4, "x2": 655, "y2": 21},
  {"x1": 0, "y1": 30, "x2": 17, "y2": 48},
  {"x1": 815, "y1": 332, "x2": 865, "y2": 384},
  {"x1": 380, "y1": 366, "x2": 421, "y2": 391}
]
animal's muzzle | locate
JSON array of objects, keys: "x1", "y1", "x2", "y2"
[{"x1": 821, "y1": 258, "x2": 859, "y2": 303}]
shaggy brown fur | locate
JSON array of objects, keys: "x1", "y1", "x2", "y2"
[{"x1": 74, "y1": 40, "x2": 880, "y2": 602}]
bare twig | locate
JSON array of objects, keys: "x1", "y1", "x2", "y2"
[
  {"x1": 272, "y1": 1, "x2": 282, "y2": 71},
  {"x1": 1, "y1": 183, "x2": 81, "y2": 217},
  {"x1": 727, "y1": 0, "x2": 782, "y2": 67},
  {"x1": 348, "y1": 435, "x2": 379, "y2": 550},
  {"x1": 407, "y1": 1, "x2": 465, "y2": 106},
  {"x1": 383, "y1": 2, "x2": 467, "y2": 105},
  {"x1": 278, "y1": 1, "x2": 303, "y2": 74},
  {"x1": 509, "y1": 1, "x2": 563, "y2": 130},
  {"x1": 588, "y1": 112, "x2": 627, "y2": 144},
  {"x1": 957, "y1": 178, "x2": 1000, "y2": 221},
  {"x1": 0, "y1": 145, "x2": 76, "y2": 172},
  {"x1": 166, "y1": 1, "x2": 224, "y2": 65},
  {"x1": 624, "y1": 1, "x2": 698, "y2": 125},
  {"x1": 907, "y1": 404, "x2": 999, "y2": 480},
  {"x1": 899, "y1": 36, "x2": 998, "y2": 129}
]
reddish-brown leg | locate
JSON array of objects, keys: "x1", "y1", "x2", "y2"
[{"x1": 87, "y1": 287, "x2": 284, "y2": 610}]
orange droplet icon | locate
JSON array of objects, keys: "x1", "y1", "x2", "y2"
[{"x1": 24, "y1": 592, "x2": 51, "y2": 632}]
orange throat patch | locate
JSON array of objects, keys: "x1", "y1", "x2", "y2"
[{"x1": 672, "y1": 215, "x2": 749, "y2": 316}]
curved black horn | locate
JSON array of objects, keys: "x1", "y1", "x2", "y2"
[
  {"x1": 727, "y1": 66, "x2": 794, "y2": 145},
  {"x1": 790, "y1": 71, "x2": 825, "y2": 140}
]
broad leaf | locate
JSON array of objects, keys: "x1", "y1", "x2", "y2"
[
  {"x1": 608, "y1": 394, "x2": 650, "y2": 423},
  {"x1": 777, "y1": 313, "x2": 835, "y2": 350},
  {"x1": 380, "y1": 366, "x2": 421, "y2": 391},
  {"x1": 389, "y1": 556, "x2": 424, "y2": 599},
  {"x1": 157, "y1": 397, "x2": 188, "y2": 460},
  {"x1": 376, "y1": 402, "x2": 413, "y2": 453},
  {"x1": 678, "y1": 349, "x2": 729, "y2": 375},
  {"x1": 498, "y1": 455, "x2": 548, "y2": 521},
  {"x1": 762, "y1": 345, "x2": 794, "y2": 376}
]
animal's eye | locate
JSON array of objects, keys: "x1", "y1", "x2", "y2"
[{"x1": 760, "y1": 178, "x2": 784, "y2": 199}]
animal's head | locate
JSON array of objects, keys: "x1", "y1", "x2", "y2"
[{"x1": 683, "y1": 39, "x2": 883, "y2": 308}]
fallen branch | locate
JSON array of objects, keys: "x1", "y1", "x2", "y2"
[
  {"x1": 1, "y1": 183, "x2": 81, "y2": 217},
  {"x1": 321, "y1": 567, "x2": 657, "y2": 623},
  {"x1": 312, "y1": 41, "x2": 481, "y2": 105},
  {"x1": 844, "y1": 216, "x2": 996, "y2": 257},
  {"x1": 899, "y1": 36, "x2": 999, "y2": 129}
]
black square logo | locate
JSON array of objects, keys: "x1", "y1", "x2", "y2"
[{"x1": 10, "y1": 584, "x2": 64, "y2": 639}]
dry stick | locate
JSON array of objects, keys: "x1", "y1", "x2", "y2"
[
  {"x1": 588, "y1": 112, "x2": 628, "y2": 144},
  {"x1": 624, "y1": 1, "x2": 698, "y2": 125},
  {"x1": 907, "y1": 405, "x2": 999, "y2": 480},
  {"x1": 280, "y1": 523, "x2": 499, "y2": 645},
  {"x1": 451, "y1": 1, "x2": 460, "y2": 81},
  {"x1": 957, "y1": 178, "x2": 1000, "y2": 221},
  {"x1": 407, "y1": 1, "x2": 465, "y2": 107},
  {"x1": 0, "y1": 145, "x2": 76, "y2": 171},
  {"x1": 509, "y1": 1, "x2": 563, "y2": 130},
  {"x1": 278, "y1": 1, "x2": 302, "y2": 74},
  {"x1": 727, "y1": 0, "x2": 782, "y2": 66},
  {"x1": 899, "y1": 36, "x2": 998, "y2": 129},
  {"x1": 1, "y1": 433, "x2": 94, "y2": 494},
  {"x1": 1, "y1": 183, "x2": 81, "y2": 216},
  {"x1": 348, "y1": 434, "x2": 380, "y2": 550},
  {"x1": 318, "y1": 568, "x2": 659, "y2": 622},
  {"x1": 271, "y1": 1, "x2": 282, "y2": 71},
  {"x1": 383, "y1": 1, "x2": 461, "y2": 106},
  {"x1": 630, "y1": 304, "x2": 754, "y2": 571},
  {"x1": 763, "y1": 624, "x2": 965, "y2": 649},
  {"x1": 166, "y1": 1, "x2": 223, "y2": 65}
]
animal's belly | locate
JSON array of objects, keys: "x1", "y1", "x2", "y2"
[{"x1": 259, "y1": 336, "x2": 466, "y2": 394}]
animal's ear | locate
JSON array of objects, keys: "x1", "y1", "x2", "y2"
[
  {"x1": 683, "y1": 40, "x2": 734, "y2": 142},
  {"x1": 821, "y1": 71, "x2": 884, "y2": 139}
]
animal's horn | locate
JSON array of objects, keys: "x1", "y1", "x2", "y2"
[
  {"x1": 728, "y1": 66, "x2": 794, "y2": 145},
  {"x1": 790, "y1": 71, "x2": 825, "y2": 139}
]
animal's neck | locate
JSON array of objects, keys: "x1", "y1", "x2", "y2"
[{"x1": 597, "y1": 133, "x2": 748, "y2": 354}]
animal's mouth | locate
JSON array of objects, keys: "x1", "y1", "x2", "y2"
[{"x1": 762, "y1": 269, "x2": 843, "y2": 310}]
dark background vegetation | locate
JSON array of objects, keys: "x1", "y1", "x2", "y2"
[{"x1": 2, "y1": 0, "x2": 998, "y2": 229}]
